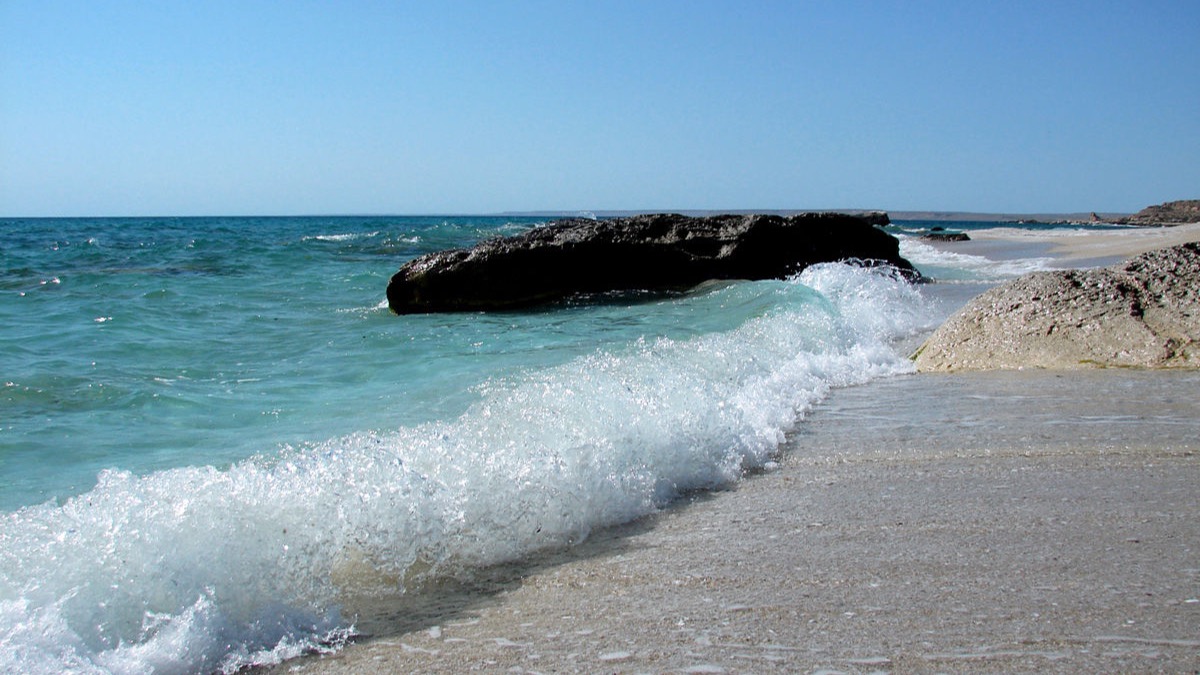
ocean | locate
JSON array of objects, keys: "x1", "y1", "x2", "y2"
[{"x1": 0, "y1": 215, "x2": 1069, "y2": 673}]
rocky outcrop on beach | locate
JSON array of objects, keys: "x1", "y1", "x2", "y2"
[
  {"x1": 914, "y1": 242, "x2": 1200, "y2": 371},
  {"x1": 387, "y1": 213, "x2": 917, "y2": 313},
  {"x1": 1114, "y1": 200, "x2": 1200, "y2": 226},
  {"x1": 920, "y1": 230, "x2": 970, "y2": 242}
]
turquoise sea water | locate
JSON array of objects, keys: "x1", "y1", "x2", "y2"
[
  {"x1": 0, "y1": 215, "x2": 1069, "y2": 672},
  {"x1": 1, "y1": 216, "x2": 558, "y2": 510}
]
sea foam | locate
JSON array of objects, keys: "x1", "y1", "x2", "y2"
[
  {"x1": 0, "y1": 263, "x2": 933, "y2": 673},
  {"x1": 899, "y1": 236, "x2": 1058, "y2": 280}
]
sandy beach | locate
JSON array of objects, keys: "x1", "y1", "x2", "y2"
[
  {"x1": 274, "y1": 224, "x2": 1200, "y2": 674},
  {"x1": 961, "y1": 220, "x2": 1200, "y2": 265}
]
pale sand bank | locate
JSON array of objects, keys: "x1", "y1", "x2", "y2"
[
  {"x1": 964, "y1": 221, "x2": 1200, "y2": 264},
  {"x1": 276, "y1": 226, "x2": 1200, "y2": 674}
]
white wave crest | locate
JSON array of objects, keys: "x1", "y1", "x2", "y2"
[
  {"x1": 0, "y1": 264, "x2": 933, "y2": 673},
  {"x1": 301, "y1": 231, "x2": 381, "y2": 243}
]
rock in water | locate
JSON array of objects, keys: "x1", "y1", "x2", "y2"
[
  {"x1": 387, "y1": 213, "x2": 918, "y2": 314},
  {"x1": 920, "y1": 231, "x2": 971, "y2": 242},
  {"x1": 914, "y1": 242, "x2": 1200, "y2": 371}
]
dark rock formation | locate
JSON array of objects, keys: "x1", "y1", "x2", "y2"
[
  {"x1": 921, "y1": 231, "x2": 971, "y2": 242},
  {"x1": 914, "y1": 242, "x2": 1200, "y2": 371},
  {"x1": 387, "y1": 213, "x2": 918, "y2": 314},
  {"x1": 1114, "y1": 200, "x2": 1200, "y2": 226},
  {"x1": 857, "y1": 211, "x2": 891, "y2": 226}
]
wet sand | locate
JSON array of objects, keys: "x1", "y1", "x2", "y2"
[{"x1": 275, "y1": 225, "x2": 1200, "y2": 674}]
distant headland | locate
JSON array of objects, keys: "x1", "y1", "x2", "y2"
[
  {"x1": 501, "y1": 199, "x2": 1200, "y2": 226},
  {"x1": 500, "y1": 208, "x2": 1125, "y2": 222},
  {"x1": 1109, "y1": 199, "x2": 1200, "y2": 226}
]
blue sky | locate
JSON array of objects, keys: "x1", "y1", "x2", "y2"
[{"x1": 2, "y1": 1, "x2": 1197, "y2": 217}]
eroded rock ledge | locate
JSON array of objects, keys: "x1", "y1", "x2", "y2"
[
  {"x1": 914, "y1": 242, "x2": 1200, "y2": 371},
  {"x1": 387, "y1": 213, "x2": 917, "y2": 314}
]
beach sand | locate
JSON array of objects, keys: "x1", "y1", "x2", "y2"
[
  {"x1": 273, "y1": 225, "x2": 1200, "y2": 674},
  {"x1": 961, "y1": 220, "x2": 1200, "y2": 266}
]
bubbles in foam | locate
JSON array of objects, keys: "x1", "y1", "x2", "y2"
[{"x1": 0, "y1": 263, "x2": 933, "y2": 673}]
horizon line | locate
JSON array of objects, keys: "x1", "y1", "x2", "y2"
[{"x1": 0, "y1": 208, "x2": 1135, "y2": 221}]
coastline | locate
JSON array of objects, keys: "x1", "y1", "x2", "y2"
[
  {"x1": 274, "y1": 225, "x2": 1200, "y2": 674},
  {"x1": 962, "y1": 220, "x2": 1200, "y2": 265}
]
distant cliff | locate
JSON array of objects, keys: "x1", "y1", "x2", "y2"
[{"x1": 1114, "y1": 200, "x2": 1200, "y2": 226}]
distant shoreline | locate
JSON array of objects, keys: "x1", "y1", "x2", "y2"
[
  {"x1": 499, "y1": 209, "x2": 1133, "y2": 222},
  {"x1": 0, "y1": 209, "x2": 1134, "y2": 221},
  {"x1": 962, "y1": 220, "x2": 1200, "y2": 262}
]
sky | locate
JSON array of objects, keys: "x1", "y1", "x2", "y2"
[{"x1": 1, "y1": 1, "x2": 1197, "y2": 217}]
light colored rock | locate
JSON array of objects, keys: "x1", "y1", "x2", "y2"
[{"x1": 914, "y1": 242, "x2": 1200, "y2": 371}]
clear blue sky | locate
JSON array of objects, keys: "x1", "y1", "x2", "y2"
[{"x1": 2, "y1": 1, "x2": 1197, "y2": 217}]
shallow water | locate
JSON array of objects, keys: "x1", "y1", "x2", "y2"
[{"x1": 792, "y1": 368, "x2": 1200, "y2": 463}]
